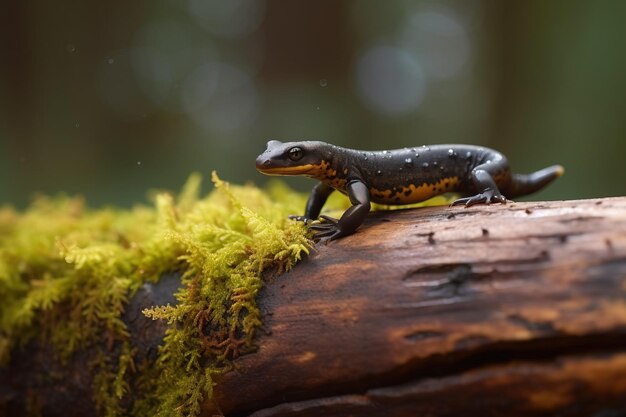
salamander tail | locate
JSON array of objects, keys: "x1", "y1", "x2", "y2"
[{"x1": 504, "y1": 165, "x2": 564, "y2": 199}]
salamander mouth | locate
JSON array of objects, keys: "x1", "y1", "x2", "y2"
[{"x1": 256, "y1": 164, "x2": 316, "y2": 175}]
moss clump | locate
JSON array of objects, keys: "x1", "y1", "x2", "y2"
[
  {"x1": 0, "y1": 171, "x2": 452, "y2": 416},
  {"x1": 0, "y1": 172, "x2": 317, "y2": 416}
]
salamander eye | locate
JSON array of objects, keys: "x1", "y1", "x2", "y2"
[{"x1": 288, "y1": 147, "x2": 304, "y2": 161}]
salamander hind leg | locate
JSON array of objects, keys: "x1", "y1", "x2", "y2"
[{"x1": 451, "y1": 162, "x2": 507, "y2": 207}]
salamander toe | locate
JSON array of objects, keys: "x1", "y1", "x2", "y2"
[{"x1": 451, "y1": 190, "x2": 507, "y2": 207}]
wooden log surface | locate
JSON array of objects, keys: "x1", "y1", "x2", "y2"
[
  {"x1": 207, "y1": 197, "x2": 626, "y2": 416},
  {"x1": 3, "y1": 197, "x2": 626, "y2": 417}
]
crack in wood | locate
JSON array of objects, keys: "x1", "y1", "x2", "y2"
[
  {"x1": 403, "y1": 330, "x2": 446, "y2": 342},
  {"x1": 244, "y1": 334, "x2": 626, "y2": 417}
]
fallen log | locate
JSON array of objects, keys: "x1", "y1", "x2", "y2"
[
  {"x1": 208, "y1": 197, "x2": 626, "y2": 416},
  {"x1": 3, "y1": 197, "x2": 626, "y2": 417}
]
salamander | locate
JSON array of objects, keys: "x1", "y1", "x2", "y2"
[{"x1": 256, "y1": 140, "x2": 564, "y2": 242}]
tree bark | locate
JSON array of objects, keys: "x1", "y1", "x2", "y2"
[
  {"x1": 208, "y1": 197, "x2": 626, "y2": 417},
  {"x1": 3, "y1": 197, "x2": 626, "y2": 417}
]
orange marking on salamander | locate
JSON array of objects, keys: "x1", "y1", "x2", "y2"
[{"x1": 370, "y1": 176, "x2": 460, "y2": 204}]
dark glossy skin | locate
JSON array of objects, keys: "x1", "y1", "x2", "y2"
[{"x1": 256, "y1": 140, "x2": 564, "y2": 242}]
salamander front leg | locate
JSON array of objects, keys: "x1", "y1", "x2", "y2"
[
  {"x1": 309, "y1": 180, "x2": 371, "y2": 243},
  {"x1": 289, "y1": 182, "x2": 334, "y2": 224},
  {"x1": 451, "y1": 164, "x2": 507, "y2": 207}
]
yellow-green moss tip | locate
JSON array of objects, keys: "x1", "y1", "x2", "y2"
[{"x1": 0, "y1": 173, "x2": 312, "y2": 416}]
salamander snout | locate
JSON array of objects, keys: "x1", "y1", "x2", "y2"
[
  {"x1": 256, "y1": 154, "x2": 272, "y2": 169},
  {"x1": 255, "y1": 154, "x2": 272, "y2": 170},
  {"x1": 256, "y1": 140, "x2": 283, "y2": 171}
]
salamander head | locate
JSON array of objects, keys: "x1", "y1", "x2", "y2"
[{"x1": 256, "y1": 140, "x2": 332, "y2": 176}]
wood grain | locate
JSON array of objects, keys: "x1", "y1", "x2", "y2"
[{"x1": 207, "y1": 197, "x2": 626, "y2": 416}]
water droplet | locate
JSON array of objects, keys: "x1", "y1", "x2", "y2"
[
  {"x1": 66, "y1": 44, "x2": 76, "y2": 53},
  {"x1": 465, "y1": 151, "x2": 472, "y2": 159},
  {"x1": 440, "y1": 165, "x2": 445, "y2": 170},
  {"x1": 433, "y1": 161, "x2": 438, "y2": 166},
  {"x1": 107, "y1": 58, "x2": 115, "y2": 64},
  {"x1": 376, "y1": 170, "x2": 382, "y2": 175},
  {"x1": 319, "y1": 78, "x2": 328, "y2": 87},
  {"x1": 448, "y1": 149, "x2": 456, "y2": 158},
  {"x1": 364, "y1": 156, "x2": 368, "y2": 161},
  {"x1": 399, "y1": 167, "x2": 403, "y2": 171},
  {"x1": 383, "y1": 150, "x2": 389, "y2": 154},
  {"x1": 415, "y1": 153, "x2": 419, "y2": 158},
  {"x1": 422, "y1": 162, "x2": 429, "y2": 168},
  {"x1": 405, "y1": 158, "x2": 412, "y2": 164},
  {"x1": 137, "y1": 161, "x2": 142, "y2": 166}
]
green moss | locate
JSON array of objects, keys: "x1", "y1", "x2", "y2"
[
  {"x1": 0, "y1": 172, "x2": 452, "y2": 416},
  {"x1": 0, "y1": 173, "x2": 317, "y2": 416}
]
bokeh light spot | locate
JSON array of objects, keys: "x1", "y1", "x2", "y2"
[
  {"x1": 400, "y1": 8, "x2": 470, "y2": 79},
  {"x1": 355, "y1": 45, "x2": 426, "y2": 116},
  {"x1": 181, "y1": 63, "x2": 258, "y2": 134}
]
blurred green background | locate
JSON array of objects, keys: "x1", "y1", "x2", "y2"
[{"x1": 1, "y1": 0, "x2": 625, "y2": 208}]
